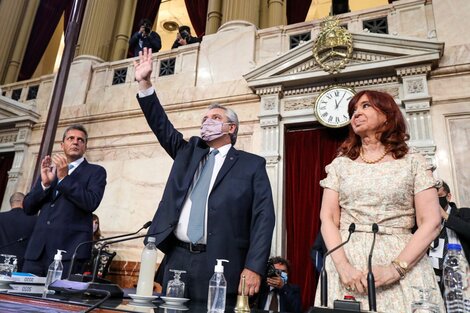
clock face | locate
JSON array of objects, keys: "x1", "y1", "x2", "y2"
[{"x1": 314, "y1": 86, "x2": 356, "y2": 128}]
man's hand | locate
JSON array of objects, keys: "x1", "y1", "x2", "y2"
[
  {"x1": 267, "y1": 275, "x2": 284, "y2": 289},
  {"x1": 238, "y1": 268, "x2": 261, "y2": 296},
  {"x1": 133, "y1": 47, "x2": 153, "y2": 89},
  {"x1": 52, "y1": 154, "x2": 68, "y2": 180},
  {"x1": 40, "y1": 156, "x2": 56, "y2": 187}
]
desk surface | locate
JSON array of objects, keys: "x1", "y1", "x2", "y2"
[{"x1": 0, "y1": 292, "x2": 247, "y2": 313}]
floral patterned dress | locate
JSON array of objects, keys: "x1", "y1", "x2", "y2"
[{"x1": 315, "y1": 151, "x2": 445, "y2": 312}]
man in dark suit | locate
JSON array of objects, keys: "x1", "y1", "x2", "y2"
[
  {"x1": 129, "y1": 18, "x2": 162, "y2": 56},
  {"x1": 255, "y1": 257, "x2": 302, "y2": 313},
  {"x1": 0, "y1": 192, "x2": 37, "y2": 271},
  {"x1": 134, "y1": 48, "x2": 275, "y2": 303},
  {"x1": 429, "y1": 180, "x2": 470, "y2": 291},
  {"x1": 22, "y1": 124, "x2": 107, "y2": 277}
]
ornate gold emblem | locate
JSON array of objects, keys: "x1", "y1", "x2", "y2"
[{"x1": 313, "y1": 16, "x2": 353, "y2": 74}]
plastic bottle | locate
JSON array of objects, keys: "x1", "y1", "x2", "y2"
[
  {"x1": 136, "y1": 237, "x2": 158, "y2": 296},
  {"x1": 43, "y1": 249, "x2": 66, "y2": 298},
  {"x1": 443, "y1": 244, "x2": 467, "y2": 313},
  {"x1": 208, "y1": 259, "x2": 229, "y2": 313}
]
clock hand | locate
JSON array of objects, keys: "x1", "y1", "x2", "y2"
[{"x1": 338, "y1": 92, "x2": 347, "y2": 107}]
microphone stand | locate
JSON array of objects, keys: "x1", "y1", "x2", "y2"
[
  {"x1": 68, "y1": 221, "x2": 152, "y2": 279},
  {"x1": 320, "y1": 223, "x2": 356, "y2": 307},
  {"x1": 367, "y1": 223, "x2": 379, "y2": 312}
]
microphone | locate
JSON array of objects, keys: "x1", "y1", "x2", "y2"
[
  {"x1": 67, "y1": 221, "x2": 152, "y2": 279},
  {"x1": 367, "y1": 223, "x2": 379, "y2": 312},
  {"x1": 91, "y1": 221, "x2": 177, "y2": 282},
  {"x1": 0, "y1": 237, "x2": 28, "y2": 250},
  {"x1": 320, "y1": 223, "x2": 356, "y2": 307}
]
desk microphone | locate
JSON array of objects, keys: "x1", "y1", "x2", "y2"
[
  {"x1": 367, "y1": 223, "x2": 379, "y2": 312},
  {"x1": 320, "y1": 223, "x2": 356, "y2": 307},
  {"x1": 67, "y1": 221, "x2": 152, "y2": 278},
  {"x1": 0, "y1": 237, "x2": 28, "y2": 250},
  {"x1": 91, "y1": 221, "x2": 177, "y2": 282}
]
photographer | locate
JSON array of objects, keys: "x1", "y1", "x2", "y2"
[
  {"x1": 171, "y1": 26, "x2": 202, "y2": 49},
  {"x1": 255, "y1": 257, "x2": 302, "y2": 313},
  {"x1": 129, "y1": 18, "x2": 161, "y2": 56}
]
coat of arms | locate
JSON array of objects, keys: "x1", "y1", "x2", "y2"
[{"x1": 313, "y1": 17, "x2": 353, "y2": 74}]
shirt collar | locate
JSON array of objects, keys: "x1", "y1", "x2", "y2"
[
  {"x1": 210, "y1": 143, "x2": 231, "y2": 157},
  {"x1": 69, "y1": 157, "x2": 85, "y2": 170}
]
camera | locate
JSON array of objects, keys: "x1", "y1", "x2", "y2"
[
  {"x1": 180, "y1": 30, "x2": 190, "y2": 42},
  {"x1": 266, "y1": 259, "x2": 281, "y2": 278},
  {"x1": 144, "y1": 26, "x2": 151, "y2": 34}
]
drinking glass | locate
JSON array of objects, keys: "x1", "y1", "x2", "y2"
[
  {"x1": 0, "y1": 254, "x2": 17, "y2": 278},
  {"x1": 166, "y1": 269, "x2": 186, "y2": 298},
  {"x1": 411, "y1": 286, "x2": 440, "y2": 313}
]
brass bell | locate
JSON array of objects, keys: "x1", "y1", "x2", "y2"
[{"x1": 234, "y1": 275, "x2": 250, "y2": 312}]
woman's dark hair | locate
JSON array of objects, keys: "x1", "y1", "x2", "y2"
[
  {"x1": 93, "y1": 214, "x2": 101, "y2": 241},
  {"x1": 338, "y1": 90, "x2": 409, "y2": 160}
]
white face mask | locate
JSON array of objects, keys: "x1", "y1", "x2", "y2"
[
  {"x1": 200, "y1": 118, "x2": 229, "y2": 142},
  {"x1": 93, "y1": 223, "x2": 98, "y2": 233}
]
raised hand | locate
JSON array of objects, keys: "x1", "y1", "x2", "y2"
[
  {"x1": 40, "y1": 156, "x2": 56, "y2": 187},
  {"x1": 134, "y1": 47, "x2": 153, "y2": 87}
]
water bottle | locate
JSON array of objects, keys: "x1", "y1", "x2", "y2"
[
  {"x1": 443, "y1": 244, "x2": 467, "y2": 312},
  {"x1": 43, "y1": 249, "x2": 66, "y2": 298},
  {"x1": 136, "y1": 237, "x2": 158, "y2": 296},
  {"x1": 208, "y1": 259, "x2": 229, "y2": 313}
]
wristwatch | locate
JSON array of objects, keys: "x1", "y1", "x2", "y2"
[{"x1": 391, "y1": 259, "x2": 408, "y2": 279}]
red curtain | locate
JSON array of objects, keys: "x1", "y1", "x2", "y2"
[
  {"x1": 287, "y1": 0, "x2": 313, "y2": 24},
  {"x1": 18, "y1": 0, "x2": 73, "y2": 81},
  {"x1": 0, "y1": 152, "x2": 15, "y2": 206},
  {"x1": 184, "y1": 0, "x2": 208, "y2": 37},
  {"x1": 285, "y1": 126, "x2": 346, "y2": 310},
  {"x1": 128, "y1": 0, "x2": 162, "y2": 57}
]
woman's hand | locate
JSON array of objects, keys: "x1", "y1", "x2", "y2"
[
  {"x1": 336, "y1": 261, "x2": 367, "y2": 293},
  {"x1": 361, "y1": 264, "x2": 401, "y2": 288}
]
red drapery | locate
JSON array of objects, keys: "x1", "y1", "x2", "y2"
[
  {"x1": 286, "y1": 0, "x2": 313, "y2": 24},
  {"x1": 128, "y1": 0, "x2": 161, "y2": 57},
  {"x1": 184, "y1": 0, "x2": 208, "y2": 37},
  {"x1": 285, "y1": 126, "x2": 346, "y2": 310},
  {"x1": 18, "y1": 0, "x2": 73, "y2": 81}
]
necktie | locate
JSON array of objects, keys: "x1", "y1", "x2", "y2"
[
  {"x1": 187, "y1": 150, "x2": 219, "y2": 244},
  {"x1": 269, "y1": 289, "x2": 279, "y2": 312}
]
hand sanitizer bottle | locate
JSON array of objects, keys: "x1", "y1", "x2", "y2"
[
  {"x1": 43, "y1": 249, "x2": 66, "y2": 298},
  {"x1": 208, "y1": 259, "x2": 229, "y2": 313}
]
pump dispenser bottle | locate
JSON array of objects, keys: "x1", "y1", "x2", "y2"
[
  {"x1": 43, "y1": 249, "x2": 66, "y2": 298},
  {"x1": 208, "y1": 259, "x2": 229, "y2": 313}
]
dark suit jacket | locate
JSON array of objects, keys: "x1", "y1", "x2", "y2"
[
  {"x1": 129, "y1": 31, "x2": 162, "y2": 56},
  {"x1": 444, "y1": 203, "x2": 470, "y2": 263},
  {"x1": 23, "y1": 159, "x2": 106, "y2": 261},
  {"x1": 256, "y1": 283, "x2": 302, "y2": 313},
  {"x1": 0, "y1": 208, "x2": 37, "y2": 271},
  {"x1": 138, "y1": 92, "x2": 275, "y2": 295}
]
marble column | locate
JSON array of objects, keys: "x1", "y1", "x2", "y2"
[
  {"x1": 257, "y1": 85, "x2": 283, "y2": 256},
  {"x1": 206, "y1": 0, "x2": 222, "y2": 35},
  {"x1": 0, "y1": 122, "x2": 35, "y2": 211},
  {"x1": 396, "y1": 64, "x2": 436, "y2": 164},
  {"x1": 267, "y1": 0, "x2": 284, "y2": 27},
  {"x1": 222, "y1": 0, "x2": 260, "y2": 27},
  {"x1": 4, "y1": 1, "x2": 40, "y2": 84},
  {"x1": 110, "y1": 0, "x2": 137, "y2": 61},
  {"x1": 0, "y1": 1, "x2": 29, "y2": 84},
  {"x1": 77, "y1": 0, "x2": 119, "y2": 61}
]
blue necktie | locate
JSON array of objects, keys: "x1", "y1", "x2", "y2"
[{"x1": 187, "y1": 150, "x2": 219, "y2": 244}]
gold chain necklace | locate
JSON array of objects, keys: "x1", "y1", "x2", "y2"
[{"x1": 360, "y1": 148, "x2": 388, "y2": 164}]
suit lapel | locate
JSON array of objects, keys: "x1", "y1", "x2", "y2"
[{"x1": 211, "y1": 147, "x2": 239, "y2": 191}]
